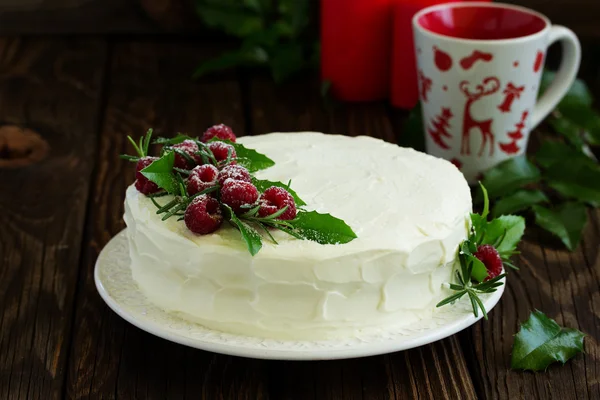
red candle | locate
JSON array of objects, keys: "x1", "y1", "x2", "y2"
[
  {"x1": 321, "y1": 0, "x2": 394, "y2": 102},
  {"x1": 390, "y1": 0, "x2": 490, "y2": 109}
]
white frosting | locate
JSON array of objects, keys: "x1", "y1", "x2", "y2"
[{"x1": 124, "y1": 132, "x2": 472, "y2": 340}]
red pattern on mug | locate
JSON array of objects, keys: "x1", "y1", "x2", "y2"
[
  {"x1": 460, "y1": 77, "x2": 501, "y2": 157},
  {"x1": 533, "y1": 50, "x2": 544, "y2": 72},
  {"x1": 433, "y1": 46, "x2": 453, "y2": 71},
  {"x1": 418, "y1": 70, "x2": 432, "y2": 102},
  {"x1": 459, "y1": 50, "x2": 493, "y2": 70},
  {"x1": 427, "y1": 107, "x2": 453, "y2": 149},
  {"x1": 497, "y1": 82, "x2": 525, "y2": 113},
  {"x1": 499, "y1": 110, "x2": 529, "y2": 155},
  {"x1": 450, "y1": 158, "x2": 463, "y2": 169}
]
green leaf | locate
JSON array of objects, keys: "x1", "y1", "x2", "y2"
[
  {"x1": 140, "y1": 151, "x2": 178, "y2": 194},
  {"x1": 548, "y1": 118, "x2": 586, "y2": 149},
  {"x1": 492, "y1": 190, "x2": 548, "y2": 217},
  {"x1": 154, "y1": 134, "x2": 193, "y2": 146},
  {"x1": 545, "y1": 160, "x2": 600, "y2": 206},
  {"x1": 488, "y1": 215, "x2": 526, "y2": 258},
  {"x1": 401, "y1": 103, "x2": 425, "y2": 152},
  {"x1": 467, "y1": 254, "x2": 488, "y2": 282},
  {"x1": 269, "y1": 42, "x2": 305, "y2": 83},
  {"x1": 229, "y1": 142, "x2": 275, "y2": 172},
  {"x1": 535, "y1": 140, "x2": 595, "y2": 169},
  {"x1": 540, "y1": 71, "x2": 593, "y2": 108},
  {"x1": 223, "y1": 204, "x2": 263, "y2": 256},
  {"x1": 532, "y1": 203, "x2": 587, "y2": 250},
  {"x1": 289, "y1": 211, "x2": 357, "y2": 245},
  {"x1": 251, "y1": 177, "x2": 306, "y2": 206},
  {"x1": 196, "y1": 3, "x2": 264, "y2": 37},
  {"x1": 480, "y1": 156, "x2": 541, "y2": 200},
  {"x1": 555, "y1": 102, "x2": 600, "y2": 144},
  {"x1": 511, "y1": 310, "x2": 585, "y2": 371}
]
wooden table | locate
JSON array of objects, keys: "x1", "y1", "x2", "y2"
[{"x1": 1, "y1": 37, "x2": 599, "y2": 400}]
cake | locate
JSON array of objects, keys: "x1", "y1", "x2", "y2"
[{"x1": 123, "y1": 132, "x2": 472, "y2": 340}]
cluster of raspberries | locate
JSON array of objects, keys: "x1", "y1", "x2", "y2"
[{"x1": 133, "y1": 124, "x2": 296, "y2": 235}]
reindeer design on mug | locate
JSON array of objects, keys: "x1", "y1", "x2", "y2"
[{"x1": 459, "y1": 77, "x2": 500, "y2": 157}]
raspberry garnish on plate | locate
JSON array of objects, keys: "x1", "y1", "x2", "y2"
[
  {"x1": 217, "y1": 164, "x2": 251, "y2": 187},
  {"x1": 220, "y1": 179, "x2": 259, "y2": 214},
  {"x1": 201, "y1": 124, "x2": 237, "y2": 143},
  {"x1": 184, "y1": 195, "x2": 223, "y2": 234},
  {"x1": 258, "y1": 186, "x2": 297, "y2": 220},
  {"x1": 474, "y1": 244, "x2": 503, "y2": 281},
  {"x1": 187, "y1": 164, "x2": 219, "y2": 195}
]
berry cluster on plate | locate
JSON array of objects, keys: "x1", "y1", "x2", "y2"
[{"x1": 122, "y1": 124, "x2": 357, "y2": 256}]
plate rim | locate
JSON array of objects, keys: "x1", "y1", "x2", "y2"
[{"x1": 94, "y1": 229, "x2": 504, "y2": 360}]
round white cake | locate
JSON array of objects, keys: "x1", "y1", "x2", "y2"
[{"x1": 124, "y1": 132, "x2": 472, "y2": 340}]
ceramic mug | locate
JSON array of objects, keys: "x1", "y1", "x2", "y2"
[{"x1": 412, "y1": 2, "x2": 581, "y2": 183}]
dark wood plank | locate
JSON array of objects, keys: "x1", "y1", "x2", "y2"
[
  {"x1": 63, "y1": 41, "x2": 268, "y2": 400},
  {"x1": 0, "y1": 38, "x2": 107, "y2": 400},
  {"x1": 459, "y1": 209, "x2": 600, "y2": 400},
  {"x1": 248, "y1": 75, "x2": 478, "y2": 400}
]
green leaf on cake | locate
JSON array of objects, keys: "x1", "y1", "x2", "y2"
[
  {"x1": 223, "y1": 204, "x2": 263, "y2": 256},
  {"x1": 511, "y1": 310, "x2": 585, "y2": 371},
  {"x1": 251, "y1": 177, "x2": 306, "y2": 206},
  {"x1": 467, "y1": 254, "x2": 488, "y2": 283},
  {"x1": 140, "y1": 151, "x2": 178, "y2": 194},
  {"x1": 153, "y1": 133, "x2": 193, "y2": 146},
  {"x1": 289, "y1": 211, "x2": 357, "y2": 244},
  {"x1": 211, "y1": 139, "x2": 275, "y2": 172},
  {"x1": 479, "y1": 215, "x2": 526, "y2": 259},
  {"x1": 480, "y1": 155, "x2": 541, "y2": 200},
  {"x1": 492, "y1": 190, "x2": 548, "y2": 217},
  {"x1": 532, "y1": 203, "x2": 587, "y2": 250}
]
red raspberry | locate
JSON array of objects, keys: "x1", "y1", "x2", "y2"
[
  {"x1": 474, "y1": 244, "x2": 503, "y2": 281},
  {"x1": 172, "y1": 140, "x2": 201, "y2": 169},
  {"x1": 134, "y1": 156, "x2": 160, "y2": 194},
  {"x1": 184, "y1": 195, "x2": 223, "y2": 234},
  {"x1": 258, "y1": 187, "x2": 297, "y2": 220},
  {"x1": 187, "y1": 164, "x2": 218, "y2": 195},
  {"x1": 208, "y1": 141, "x2": 237, "y2": 166},
  {"x1": 217, "y1": 165, "x2": 251, "y2": 187},
  {"x1": 220, "y1": 179, "x2": 259, "y2": 214},
  {"x1": 201, "y1": 124, "x2": 237, "y2": 143}
]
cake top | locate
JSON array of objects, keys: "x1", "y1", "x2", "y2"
[{"x1": 126, "y1": 131, "x2": 472, "y2": 259}]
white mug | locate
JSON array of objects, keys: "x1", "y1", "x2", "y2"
[{"x1": 413, "y1": 2, "x2": 581, "y2": 183}]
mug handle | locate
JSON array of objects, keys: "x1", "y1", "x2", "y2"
[{"x1": 530, "y1": 26, "x2": 581, "y2": 129}]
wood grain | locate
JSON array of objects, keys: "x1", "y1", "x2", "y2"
[
  {"x1": 248, "y1": 75, "x2": 478, "y2": 400},
  {"x1": 459, "y1": 210, "x2": 600, "y2": 399},
  {"x1": 63, "y1": 41, "x2": 251, "y2": 399},
  {"x1": 0, "y1": 38, "x2": 107, "y2": 400}
]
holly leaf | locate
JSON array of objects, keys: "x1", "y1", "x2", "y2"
[
  {"x1": 511, "y1": 310, "x2": 585, "y2": 371},
  {"x1": 480, "y1": 156, "x2": 541, "y2": 201},
  {"x1": 251, "y1": 177, "x2": 306, "y2": 206},
  {"x1": 223, "y1": 204, "x2": 263, "y2": 256},
  {"x1": 535, "y1": 140, "x2": 595, "y2": 169},
  {"x1": 225, "y1": 141, "x2": 275, "y2": 172},
  {"x1": 400, "y1": 102, "x2": 426, "y2": 152},
  {"x1": 153, "y1": 134, "x2": 193, "y2": 146},
  {"x1": 269, "y1": 42, "x2": 305, "y2": 83},
  {"x1": 467, "y1": 253, "x2": 489, "y2": 282},
  {"x1": 492, "y1": 190, "x2": 548, "y2": 218},
  {"x1": 532, "y1": 203, "x2": 587, "y2": 250},
  {"x1": 540, "y1": 71, "x2": 593, "y2": 108},
  {"x1": 140, "y1": 151, "x2": 178, "y2": 194},
  {"x1": 545, "y1": 160, "x2": 600, "y2": 206},
  {"x1": 289, "y1": 211, "x2": 357, "y2": 244}
]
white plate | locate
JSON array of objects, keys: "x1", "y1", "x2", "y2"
[{"x1": 95, "y1": 230, "x2": 504, "y2": 360}]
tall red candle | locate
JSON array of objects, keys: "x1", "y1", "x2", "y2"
[
  {"x1": 390, "y1": 0, "x2": 490, "y2": 109},
  {"x1": 321, "y1": 0, "x2": 394, "y2": 102}
]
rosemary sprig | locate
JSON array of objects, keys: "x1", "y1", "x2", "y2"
[{"x1": 120, "y1": 129, "x2": 153, "y2": 161}]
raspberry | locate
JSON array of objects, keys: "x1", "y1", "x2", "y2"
[
  {"x1": 201, "y1": 124, "x2": 237, "y2": 143},
  {"x1": 134, "y1": 156, "x2": 160, "y2": 194},
  {"x1": 172, "y1": 140, "x2": 201, "y2": 169},
  {"x1": 217, "y1": 165, "x2": 251, "y2": 187},
  {"x1": 184, "y1": 195, "x2": 223, "y2": 234},
  {"x1": 221, "y1": 179, "x2": 259, "y2": 214},
  {"x1": 187, "y1": 164, "x2": 219, "y2": 195},
  {"x1": 208, "y1": 141, "x2": 237, "y2": 166},
  {"x1": 474, "y1": 244, "x2": 503, "y2": 281},
  {"x1": 258, "y1": 187, "x2": 297, "y2": 220}
]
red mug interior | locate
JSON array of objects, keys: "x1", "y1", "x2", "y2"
[{"x1": 417, "y1": 4, "x2": 547, "y2": 40}]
